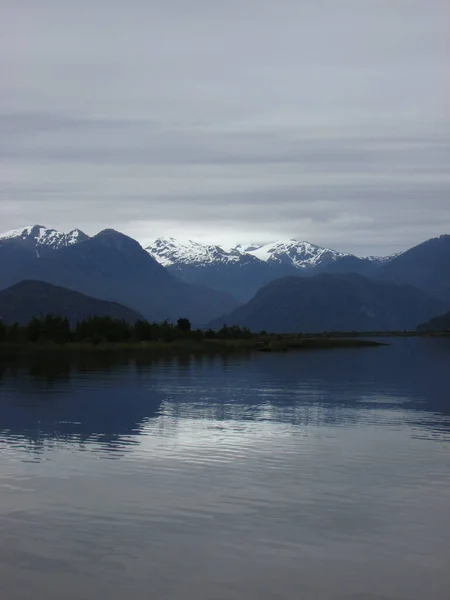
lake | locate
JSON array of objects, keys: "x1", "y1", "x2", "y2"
[{"x1": 1, "y1": 338, "x2": 450, "y2": 600}]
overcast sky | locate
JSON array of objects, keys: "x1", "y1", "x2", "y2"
[{"x1": 1, "y1": 0, "x2": 449, "y2": 255}]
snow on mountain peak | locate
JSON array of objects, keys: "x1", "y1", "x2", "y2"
[
  {"x1": 0, "y1": 224, "x2": 44, "y2": 241},
  {"x1": 146, "y1": 237, "x2": 352, "y2": 270},
  {"x1": 0, "y1": 225, "x2": 89, "y2": 249},
  {"x1": 66, "y1": 229, "x2": 88, "y2": 245},
  {"x1": 1, "y1": 226, "x2": 399, "y2": 269},
  {"x1": 243, "y1": 239, "x2": 349, "y2": 268},
  {"x1": 146, "y1": 237, "x2": 247, "y2": 267},
  {"x1": 233, "y1": 243, "x2": 263, "y2": 254},
  {"x1": 363, "y1": 251, "x2": 403, "y2": 264}
]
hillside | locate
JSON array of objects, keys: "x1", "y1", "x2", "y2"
[
  {"x1": 209, "y1": 274, "x2": 447, "y2": 333},
  {"x1": 0, "y1": 280, "x2": 143, "y2": 325},
  {"x1": 0, "y1": 230, "x2": 238, "y2": 324},
  {"x1": 417, "y1": 311, "x2": 450, "y2": 333},
  {"x1": 379, "y1": 234, "x2": 450, "y2": 302}
]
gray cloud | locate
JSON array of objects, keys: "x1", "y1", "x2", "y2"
[{"x1": 1, "y1": 0, "x2": 449, "y2": 255}]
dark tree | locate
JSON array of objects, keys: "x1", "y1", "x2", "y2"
[
  {"x1": 134, "y1": 319, "x2": 153, "y2": 341},
  {"x1": 0, "y1": 320, "x2": 6, "y2": 342},
  {"x1": 176, "y1": 318, "x2": 191, "y2": 332}
]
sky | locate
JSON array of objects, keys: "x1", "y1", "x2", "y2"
[{"x1": 1, "y1": 0, "x2": 449, "y2": 255}]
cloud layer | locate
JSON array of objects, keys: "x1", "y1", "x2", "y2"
[{"x1": 1, "y1": 0, "x2": 449, "y2": 254}]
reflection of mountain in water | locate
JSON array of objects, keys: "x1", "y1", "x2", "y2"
[
  {"x1": 0, "y1": 352, "x2": 167, "y2": 456},
  {"x1": 150, "y1": 338, "x2": 450, "y2": 436},
  {"x1": 1, "y1": 339, "x2": 449, "y2": 457}
]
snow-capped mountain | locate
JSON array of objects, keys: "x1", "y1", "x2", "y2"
[
  {"x1": 145, "y1": 237, "x2": 355, "y2": 301},
  {"x1": 146, "y1": 237, "x2": 287, "y2": 302},
  {"x1": 2, "y1": 226, "x2": 395, "y2": 269},
  {"x1": 0, "y1": 228, "x2": 238, "y2": 324},
  {"x1": 233, "y1": 243, "x2": 262, "y2": 254},
  {"x1": 242, "y1": 239, "x2": 349, "y2": 269},
  {"x1": 0, "y1": 225, "x2": 89, "y2": 250},
  {"x1": 148, "y1": 237, "x2": 351, "y2": 270},
  {"x1": 364, "y1": 252, "x2": 403, "y2": 265},
  {"x1": 146, "y1": 238, "x2": 248, "y2": 267},
  {"x1": 1, "y1": 224, "x2": 448, "y2": 312}
]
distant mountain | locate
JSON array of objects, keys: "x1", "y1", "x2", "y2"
[
  {"x1": 0, "y1": 229, "x2": 238, "y2": 325},
  {"x1": 379, "y1": 235, "x2": 450, "y2": 303},
  {"x1": 146, "y1": 237, "x2": 404, "y2": 275},
  {"x1": 147, "y1": 237, "x2": 366, "y2": 302},
  {"x1": 146, "y1": 237, "x2": 296, "y2": 302},
  {"x1": 0, "y1": 224, "x2": 89, "y2": 251},
  {"x1": 243, "y1": 239, "x2": 349, "y2": 269},
  {"x1": 3, "y1": 224, "x2": 449, "y2": 318},
  {"x1": 146, "y1": 237, "x2": 246, "y2": 267},
  {"x1": 209, "y1": 273, "x2": 446, "y2": 333},
  {"x1": 315, "y1": 254, "x2": 382, "y2": 278},
  {"x1": 417, "y1": 311, "x2": 450, "y2": 333},
  {"x1": 147, "y1": 233, "x2": 450, "y2": 305},
  {"x1": 0, "y1": 280, "x2": 142, "y2": 325},
  {"x1": 240, "y1": 240, "x2": 400, "y2": 277},
  {"x1": 364, "y1": 252, "x2": 403, "y2": 265}
]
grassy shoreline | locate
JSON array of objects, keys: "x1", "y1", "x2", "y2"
[
  {"x1": 0, "y1": 336, "x2": 387, "y2": 356},
  {"x1": 4, "y1": 329, "x2": 449, "y2": 357}
]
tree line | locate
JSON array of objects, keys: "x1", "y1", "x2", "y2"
[{"x1": 0, "y1": 315, "x2": 254, "y2": 345}]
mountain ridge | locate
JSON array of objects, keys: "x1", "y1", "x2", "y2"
[
  {"x1": 243, "y1": 239, "x2": 349, "y2": 268},
  {"x1": 378, "y1": 234, "x2": 450, "y2": 303},
  {"x1": 209, "y1": 273, "x2": 447, "y2": 333},
  {"x1": 0, "y1": 280, "x2": 143, "y2": 325},
  {"x1": 1, "y1": 225, "x2": 403, "y2": 267},
  {"x1": 146, "y1": 236, "x2": 381, "y2": 269},
  {"x1": 145, "y1": 236, "x2": 399, "y2": 300},
  {"x1": 0, "y1": 228, "x2": 238, "y2": 324},
  {"x1": 0, "y1": 225, "x2": 89, "y2": 250},
  {"x1": 2, "y1": 225, "x2": 449, "y2": 310}
]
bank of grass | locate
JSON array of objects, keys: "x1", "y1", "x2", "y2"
[{"x1": 0, "y1": 335, "x2": 386, "y2": 356}]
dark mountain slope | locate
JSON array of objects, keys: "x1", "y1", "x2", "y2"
[
  {"x1": 317, "y1": 255, "x2": 380, "y2": 277},
  {"x1": 379, "y1": 235, "x2": 450, "y2": 302},
  {"x1": 210, "y1": 274, "x2": 446, "y2": 333},
  {"x1": 0, "y1": 280, "x2": 142, "y2": 324},
  {"x1": 0, "y1": 230, "x2": 238, "y2": 324},
  {"x1": 165, "y1": 253, "x2": 382, "y2": 302},
  {"x1": 0, "y1": 238, "x2": 38, "y2": 284},
  {"x1": 167, "y1": 259, "x2": 297, "y2": 302},
  {"x1": 417, "y1": 311, "x2": 450, "y2": 333}
]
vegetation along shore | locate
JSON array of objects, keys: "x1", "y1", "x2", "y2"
[{"x1": 0, "y1": 314, "x2": 388, "y2": 354}]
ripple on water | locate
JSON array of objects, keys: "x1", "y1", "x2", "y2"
[{"x1": 0, "y1": 340, "x2": 450, "y2": 599}]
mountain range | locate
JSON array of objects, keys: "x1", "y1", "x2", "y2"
[
  {"x1": 0, "y1": 225, "x2": 89, "y2": 251},
  {"x1": 0, "y1": 227, "x2": 238, "y2": 325},
  {"x1": 146, "y1": 234, "x2": 450, "y2": 306},
  {"x1": 1, "y1": 224, "x2": 449, "y2": 332},
  {"x1": 146, "y1": 237, "x2": 390, "y2": 301}
]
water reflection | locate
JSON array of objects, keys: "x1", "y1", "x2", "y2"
[
  {"x1": 0, "y1": 353, "x2": 156, "y2": 458},
  {"x1": 1, "y1": 339, "x2": 450, "y2": 600},
  {"x1": 1, "y1": 338, "x2": 449, "y2": 461}
]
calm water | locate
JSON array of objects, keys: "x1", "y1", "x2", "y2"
[{"x1": 1, "y1": 339, "x2": 450, "y2": 600}]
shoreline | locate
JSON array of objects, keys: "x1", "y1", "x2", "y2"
[
  {"x1": 0, "y1": 336, "x2": 387, "y2": 355},
  {"x1": 2, "y1": 331, "x2": 448, "y2": 357}
]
